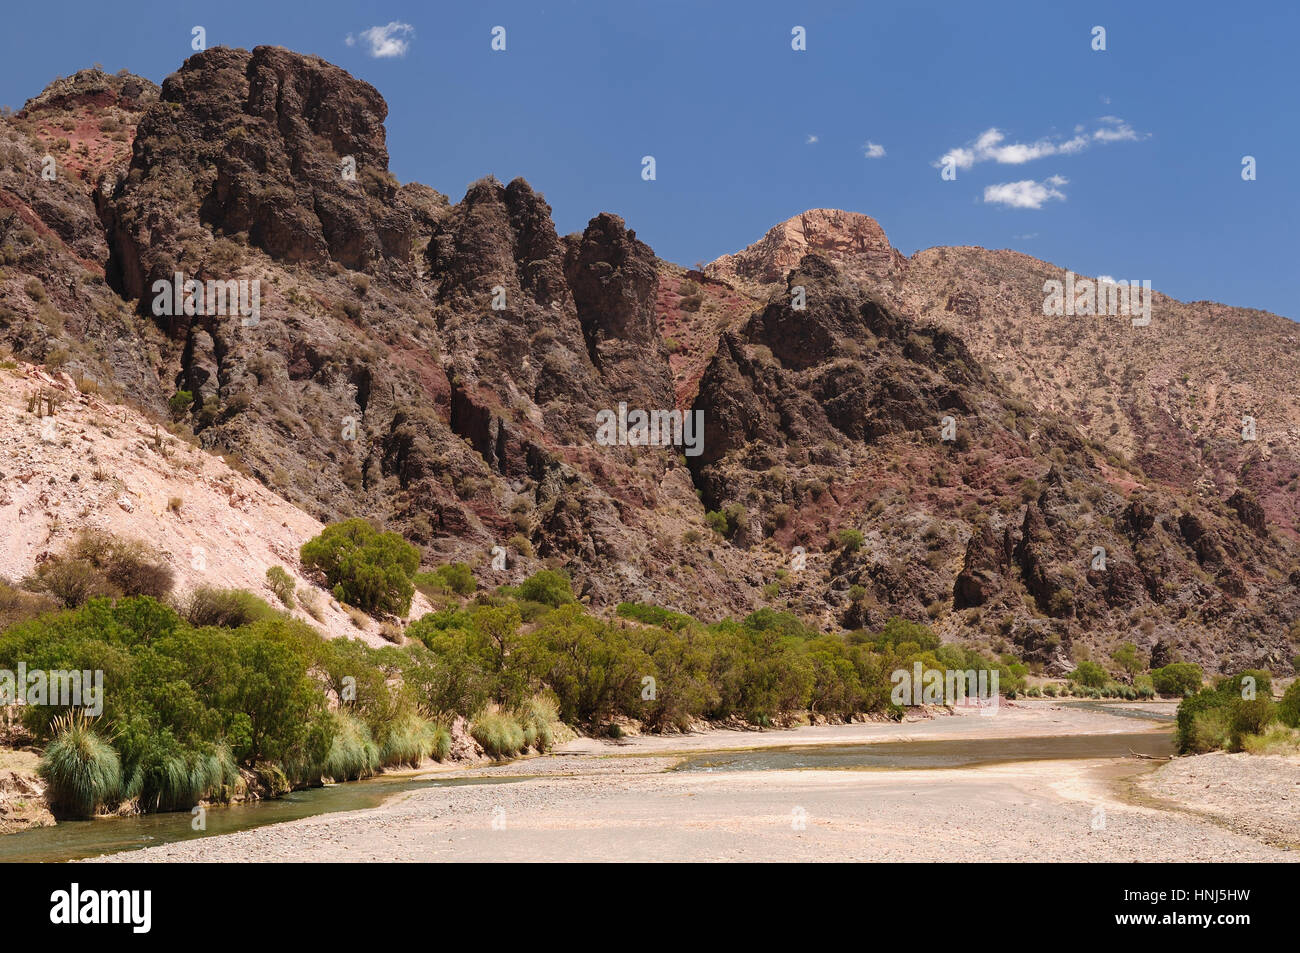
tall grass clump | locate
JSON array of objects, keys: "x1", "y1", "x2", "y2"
[
  {"x1": 127, "y1": 738, "x2": 240, "y2": 813},
  {"x1": 517, "y1": 694, "x2": 559, "y2": 753},
  {"x1": 323, "y1": 711, "x2": 380, "y2": 781},
  {"x1": 38, "y1": 712, "x2": 121, "y2": 818},
  {"x1": 379, "y1": 713, "x2": 445, "y2": 768},
  {"x1": 471, "y1": 708, "x2": 526, "y2": 759}
]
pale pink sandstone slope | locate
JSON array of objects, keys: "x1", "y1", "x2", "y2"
[{"x1": 0, "y1": 363, "x2": 430, "y2": 644}]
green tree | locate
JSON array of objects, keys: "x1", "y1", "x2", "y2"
[
  {"x1": 300, "y1": 519, "x2": 420, "y2": 615},
  {"x1": 1110, "y1": 642, "x2": 1143, "y2": 676},
  {"x1": 1069, "y1": 660, "x2": 1108, "y2": 688},
  {"x1": 518, "y1": 569, "x2": 575, "y2": 607},
  {"x1": 1151, "y1": 662, "x2": 1203, "y2": 696}
]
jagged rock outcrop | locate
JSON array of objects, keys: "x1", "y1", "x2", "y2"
[
  {"x1": 103, "y1": 44, "x2": 412, "y2": 301},
  {"x1": 706, "y1": 209, "x2": 906, "y2": 289}
]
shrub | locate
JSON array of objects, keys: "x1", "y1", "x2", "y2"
[
  {"x1": 1217, "y1": 669, "x2": 1272, "y2": 700},
  {"x1": 300, "y1": 519, "x2": 420, "y2": 616},
  {"x1": 1185, "y1": 707, "x2": 1232, "y2": 753},
  {"x1": 0, "y1": 580, "x2": 55, "y2": 630},
  {"x1": 186, "y1": 587, "x2": 278, "y2": 628},
  {"x1": 22, "y1": 558, "x2": 112, "y2": 608},
  {"x1": 1152, "y1": 662, "x2": 1203, "y2": 696},
  {"x1": 129, "y1": 737, "x2": 240, "y2": 813},
  {"x1": 323, "y1": 711, "x2": 380, "y2": 781},
  {"x1": 1069, "y1": 660, "x2": 1108, "y2": 688},
  {"x1": 517, "y1": 694, "x2": 559, "y2": 752},
  {"x1": 1230, "y1": 698, "x2": 1276, "y2": 750},
  {"x1": 378, "y1": 713, "x2": 443, "y2": 768},
  {"x1": 415, "y1": 563, "x2": 476, "y2": 597},
  {"x1": 705, "y1": 503, "x2": 748, "y2": 540},
  {"x1": 266, "y1": 566, "x2": 296, "y2": 609},
  {"x1": 38, "y1": 712, "x2": 121, "y2": 818},
  {"x1": 471, "y1": 709, "x2": 526, "y2": 759},
  {"x1": 1241, "y1": 723, "x2": 1300, "y2": 755},
  {"x1": 1279, "y1": 679, "x2": 1300, "y2": 729},
  {"x1": 1110, "y1": 642, "x2": 1143, "y2": 676},
  {"x1": 836, "y1": 528, "x2": 865, "y2": 553},
  {"x1": 518, "y1": 569, "x2": 574, "y2": 608},
  {"x1": 298, "y1": 589, "x2": 325, "y2": 622},
  {"x1": 23, "y1": 530, "x2": 173, "y2": 607},
  {"x1": 616, "y1": 602, "x2": 694, "y2": 631},
  {"x1": 168, "y1": 390, "x2": 194, "y2": 419}
]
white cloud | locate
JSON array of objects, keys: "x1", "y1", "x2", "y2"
[
  {"x1": 935, "y1": 118, "x2": 1144, "y2": 169},
  {"x1": 345, "y1": 34, "x2": 356, "y2": 47},
  {"x1": 1092, "y1": 116, "x2": 1139, "y2": 142},
  {"x1": 983, "y1": 178, "x2": 1068, "y2": 210},
  {"x1": 863, "y1": 141, "x2": 886, "y2": 159},
  {"x1": 354, "y1": 22, "x2": 415, "y2": 58},
  {"x1": 1098, "y1": 275, "x2": 1116, "y2": 284},
  {"x1": 806, "y1": 134, "x2": 819, "y2": 144}
]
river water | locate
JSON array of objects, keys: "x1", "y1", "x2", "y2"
[{"x1": 4, "y1": 702, "x2": 1174, "y2": 862}]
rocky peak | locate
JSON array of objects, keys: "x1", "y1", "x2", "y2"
[
  {"x1": 706, "y1": 208, "x2": 905, "y2": 288},
  {"x1": 18, "y1": 67, "x2": 158, "y2": 116},
  {"x1": 105, "y1": 44, "x2": 410, "y2": 298}
]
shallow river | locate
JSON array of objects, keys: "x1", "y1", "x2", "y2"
[{"x1": 5, "y1": 702, "x2": 1174, "y2": 862}]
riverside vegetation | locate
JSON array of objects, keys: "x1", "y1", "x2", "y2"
[
  {"x1": 1, "y1": 521, "x2": 1037, "y2": 820},
  {"x1": 2, "y1": 520, "x2": 1291, "y2": 822}
]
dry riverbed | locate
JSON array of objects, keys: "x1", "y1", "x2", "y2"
[{"x1": 85, "y1": 701, "x2": 1299, "y2": 863}]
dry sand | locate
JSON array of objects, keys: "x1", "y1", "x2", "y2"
[{"x1": 88, "y1": 701, "x2": 1299, "y2": 863}]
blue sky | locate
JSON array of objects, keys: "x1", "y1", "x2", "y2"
[{"x1": 2, "y1": 0, "x2": 1295, "y2": 317}]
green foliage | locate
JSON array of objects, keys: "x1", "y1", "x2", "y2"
[
  {"x1": 1279, "y1": 680, "x2": 1300, "y2": 729},
  {"x1": 471, "y1": 709, "x2": 527, "y2": 759},
  {"x1": 1069, "y1": 660, "x2": 1108, "y2": 688},
  {"x1": 1230, "y1": 698, "x2": 1276, "y2": 749},
  {"x1": 415, "y1": 562, "x2": 476, "y2": 597},
  {"x1": 836, "y1": 528, "x2": 865, "y2": 553},
  {"x1": 168, "y1": 390, "x2": 194, "y2": 419},
  {"x1": 616, "y1": 602, "x2": 694, "y2": 631},
  {"x1": 705, "y1": 503, "x2": 748, "y2": 539},
  {"x1": 265, "y1": 566, "x2": 295, "y2": 609},
  {"x1": 517, "y1": 695, "x2": 558, "y2": 752},
  {"x1": 378, "y1": 712, "x2": 447, "y2": 767},
  {"x1": 1110, "y1": 642, "x2": 1143, "y2": 676},
  {"x1": 38, "y1": 712, "x2": 121, "y2": 819},
  {"x1": 518, "y1": 569, "x2": 575, "y2": 608},
  {"x1": 1152, "y1": 662, "x2": 1204, "y2": 696},
  {"x1": 323, "y1": 710, "x2": 380, "y2": 781},
  {"x1": 521, "y1": 604, "x2": 648, "y2": 723},
  {"x1": 2, "y1": 597, "x2": 327, "y2": 810},
  {"x1": 1216, "y1": 669, "x2": 1272, "y2": 699},
  {"x1": 300, "y1": 519, "x2": 420, "y2": 615},
  {"x1": 185, "y1": 587, "x2": 279, "y2": 628},
  {"x1": 1176, "y1": 673, "x2": 1281, "y2": 753}
]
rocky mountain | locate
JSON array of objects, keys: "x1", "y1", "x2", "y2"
[
  {"x1": 707, "y1": 210, "x2": 1300, "y2": 542},
  {"x1": 1, "y1": 47, "x2": 1297, "y2": 676}
]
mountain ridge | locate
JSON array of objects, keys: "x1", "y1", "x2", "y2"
[{"x1": 2, "y1": 46, "x2": 1297, "y2": 676}]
